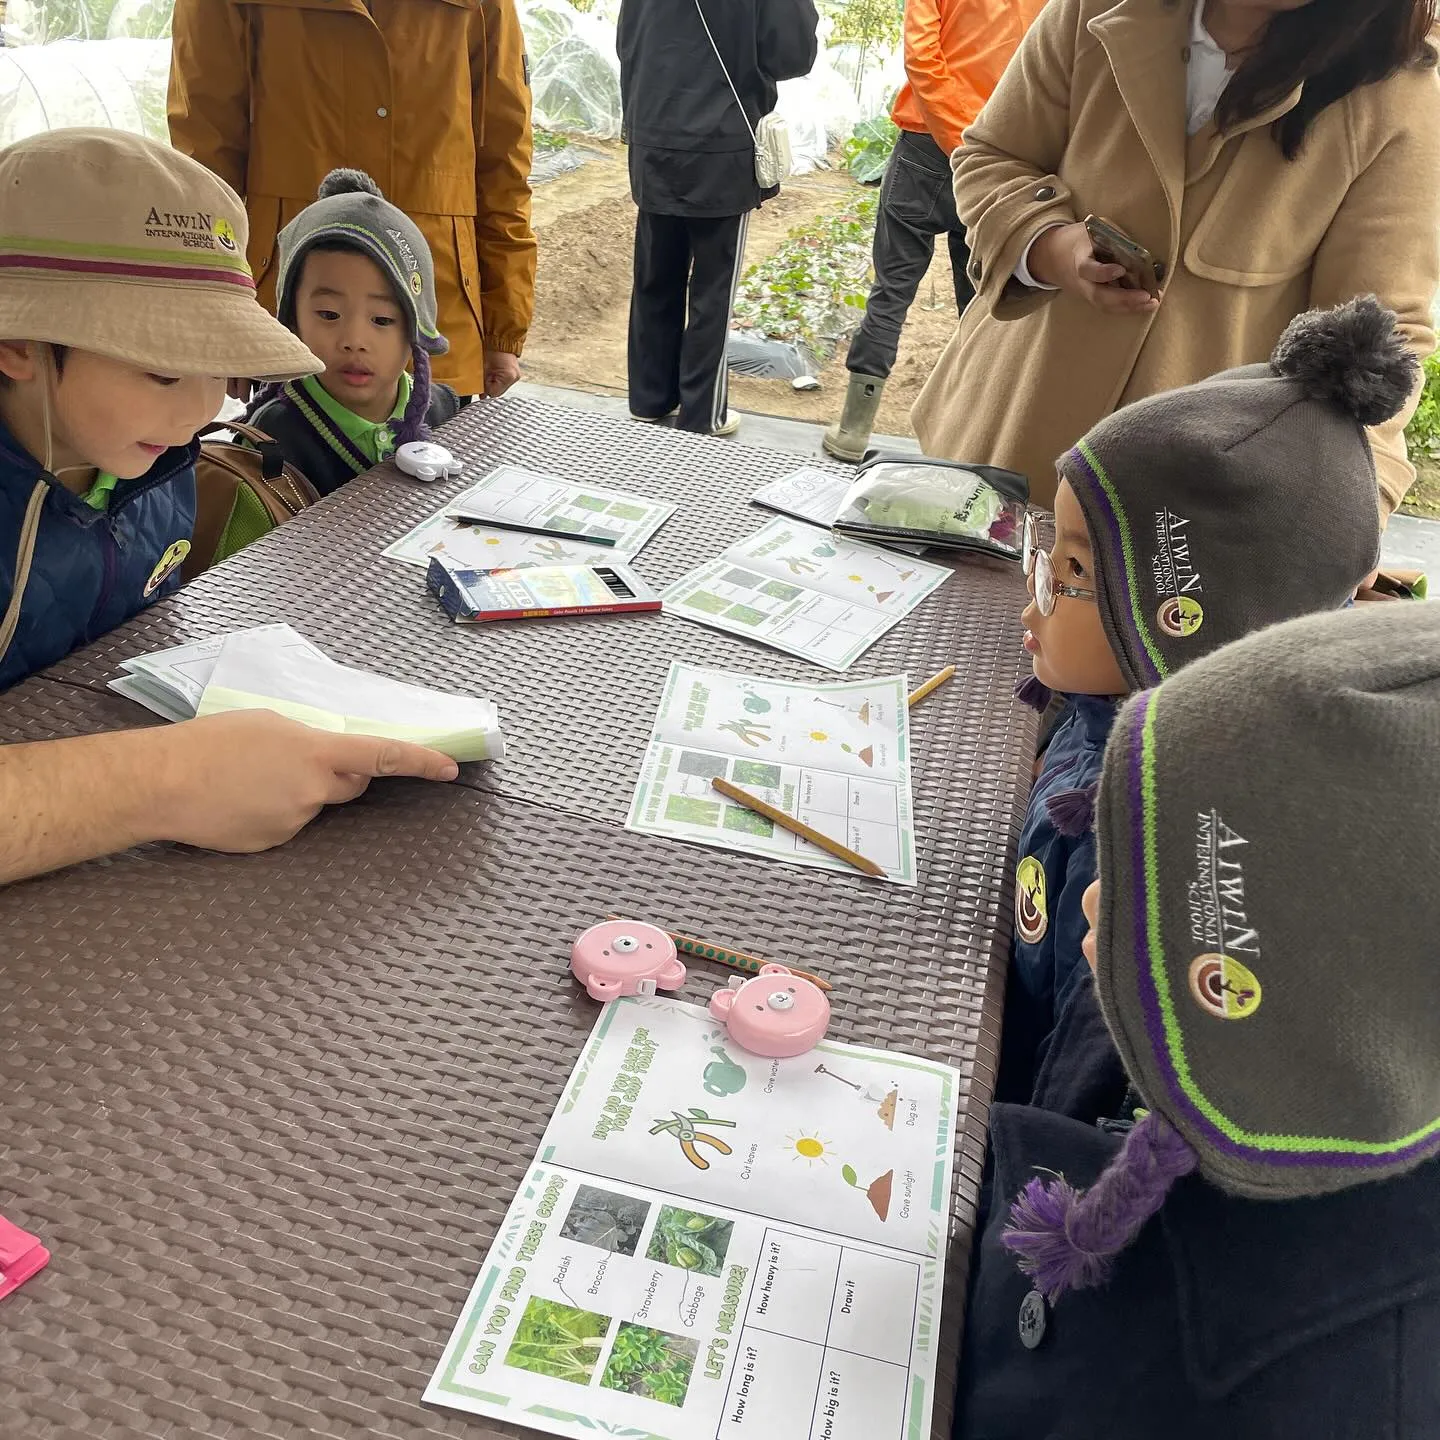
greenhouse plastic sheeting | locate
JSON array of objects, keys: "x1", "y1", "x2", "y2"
[
  {"x1": 520, "y1": 0, "x2": 622, "y2": 139},
  {"x1": 3, "y1": 0, "x2": 170, "y2": 43},
  {"x1": 0, "y1": 38, "x2": 170, "y2": 145}
]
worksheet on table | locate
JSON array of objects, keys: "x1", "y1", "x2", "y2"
[
  {"x1": 664, "y1": 518, "x2": 950, "y2": 671},
  {"x1": 426, "y1": 996, "x2": 959, "y2": 1440},
  {"x1": 626, "y1": 662, "x2": 917, "y2": 884},
  {"x1": 383, "y1": 464, "x2": 675, "y2": 570}
]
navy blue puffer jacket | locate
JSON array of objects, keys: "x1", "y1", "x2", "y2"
[{"x1": 0, "y1": 417, "x2": 196, "y2": 691}]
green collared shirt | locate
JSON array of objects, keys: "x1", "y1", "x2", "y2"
[{"x1": 297, "y1": 372, "x2": 411, "y2": 466}]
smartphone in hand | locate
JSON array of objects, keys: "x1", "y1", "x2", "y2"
[{"x1": 1084, "y1": 215, "x2": 1163, "y2": 299}]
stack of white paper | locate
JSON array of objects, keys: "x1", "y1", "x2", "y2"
[
  {"x1": 109, "y1": 624, "x2": 327, "y2": 722},
  {"x1": 111, "y1": 624, "x2": 505, "y2": 763}
]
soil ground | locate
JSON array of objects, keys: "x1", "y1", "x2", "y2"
[{"x1": 525, "y1": 141, "x2": 959, "y2": 438}]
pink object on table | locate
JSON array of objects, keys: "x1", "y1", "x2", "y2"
[
  {"x1": 0, "y1": 1215, "x2": 49, "y2": 1300},
  {"x1": 571, "y1": 920, "x2": 686, "y2": 1002},
  {"x1": 707, "y1": 963, "x2": 831, "y2": 1058}
]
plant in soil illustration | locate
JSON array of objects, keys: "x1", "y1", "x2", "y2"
[
  {"x1": 503, "y1": 1298, "x2": 611, "y2": 1386},
  {"x1": 840, "y1": 741, "x2": 875, "y2": 766},
  {"x1": 841, "y1": 1163, "x2": 895, "y2": 1220},
  {"x1": 644, "y1": 1206, "x2": 735, "y2": 1276},
  {"x1": 600, "y1": 1323, "x2": 699, "y2": 1408}
]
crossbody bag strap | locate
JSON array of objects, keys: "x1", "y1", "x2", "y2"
[
  {"x1": 0, "y1": 479, "x2": 50, "y2": 673},
  {"x1": 693, "y1": 0, "x2": 757, "y2": 143}
]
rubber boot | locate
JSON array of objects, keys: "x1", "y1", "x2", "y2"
[{"x1": 822, "y1": 373, "x2": 886, "y2": 462}]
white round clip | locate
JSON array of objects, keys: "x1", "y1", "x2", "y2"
[{"x1": 395, "y1": 441, "x2": 463, "y2": 483}]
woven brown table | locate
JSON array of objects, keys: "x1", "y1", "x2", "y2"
[{"x1": 0, "y1": 397, "x2": 1037, "y2": 1440}]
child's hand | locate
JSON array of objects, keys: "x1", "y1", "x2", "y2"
[
  {"x1": 483, "y1": 349, "x2": 522, "y2": 397},
  {"x1": 151, "y1": 710, "x2": 459, "y2": 853},
  {"x1": 1081, "y1": 879, "x2": 1101, "y2": 971}
]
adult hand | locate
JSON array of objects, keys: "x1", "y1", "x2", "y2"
[
  {"x1": 1027, "y1": 222, "x2": 1159, "y2": 316},
  {"x1": 153, "y1": 710, "x2": 459, "y2": 853},
  {"x1": 1081, "y1": 878, "x2": 1101, "y2": 972},
  {"x1": 227, "y1": 377, "x2": 256, "y2": 404},
  {"x1": 483, "y1": 349, "x2": 522, "y2": 397}
]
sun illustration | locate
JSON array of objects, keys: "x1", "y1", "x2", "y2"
[
  {"x1": 786, "y1": 1131, "x2": 833, "y2": 1166},
  {"x1": 809, "y1": 729, "x2": 828, "y2": 742}
]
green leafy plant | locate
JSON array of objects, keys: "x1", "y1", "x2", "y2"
[
  {"x1": 829, "y1": 0, "x2": 902, "y2": 100},
  {"x1": 644, "y1": 1206, "x2": 735, "y2": 1276},
  {"x1": 843, "y1": 113, "x2": 899, "y2": 184},
  {"x1": 504, "y1": 1298, "x2": 611, "y2": 1386},
  {"x1": 1405, "y1": 352, "x2": 1440, "y2": 456},
  {"x1": 600, "y1": 1323, "x2": 698, "y2": 1408},
  {"x1": 533, "y1": 127, "x2": 570, "y2": 155},
  {"x1": 732, "y1": 192, "x2": 880, "y2": 355}
]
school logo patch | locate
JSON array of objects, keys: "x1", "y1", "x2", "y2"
[
  {"x1": 212, "y1": 218, "x2": 239, "y2": 253},
  {"x1": 1016, "y1": 856, "x2": 1048, "y2": 945},
  {"x1": 144, "y1": 539, "x2": 191, "y2": 597},
  {"x1": 409, "y1": 270, "x2": 424, "y2": 296},
  {"x1": 1157, "y1": 595, "x2": 1204, "y2": 638},
  {"x1": 1188, "y1": 953, "x2": 1262, "y2": 1021}
]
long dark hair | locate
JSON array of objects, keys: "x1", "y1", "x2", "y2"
[{"x1": 1215, "y1": 0, "x2": 1438, "y2": 159}]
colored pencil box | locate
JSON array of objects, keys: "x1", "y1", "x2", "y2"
[{"x1": 427, "y1": 557, "x2": 663, "y2": 623}]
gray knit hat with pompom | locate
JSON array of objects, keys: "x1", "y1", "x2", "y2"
[
  {"x1": 274, "y1": 168, "x2": 447, "y2": 356},
  {"x1": 1055, "y1": 295, "x2": 1413, "y2": 690}
]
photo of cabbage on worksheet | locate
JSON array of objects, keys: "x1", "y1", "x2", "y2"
[
  {"x1": 426, "y1": 996, "x2": 959, "y2": 1440},
  {"x1": 664, "y1": 517, "x2": 950, "y2": 671},
  {"x1": 626, "y1": 662, "x2": 917, "y2": 884}
]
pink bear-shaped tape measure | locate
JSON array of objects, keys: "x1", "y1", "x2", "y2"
[
  {"x1": 571, "y1": 920, "x2": 686, "y2": 1003},
  {"x1": 707, "y1": 963, "x2": 830, "y2": 1058}
]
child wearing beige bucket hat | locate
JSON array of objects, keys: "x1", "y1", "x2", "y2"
[{"x1": 0, "y1": 126, "x2": 320, "y2": 692}]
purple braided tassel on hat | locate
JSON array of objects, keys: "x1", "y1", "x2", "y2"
[
  {"x1": 1001, "y1": 1111, "x2": 1198, "y2": 1302},
  {"x1": 1015, "y1": 673, "x2": 1053, "y2": 712},
  {"x1": 393, "y1": 344, "x2": 433, "y2": 448},
  {"x1": 1045, "y1": 782, "x2": 1096, "y2": 837}
]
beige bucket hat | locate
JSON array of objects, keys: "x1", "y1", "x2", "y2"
[{"x1": 0, "y1": 128, "x2": 321, "y2": 382}]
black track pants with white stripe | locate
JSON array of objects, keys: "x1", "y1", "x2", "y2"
[{"x1": 627, "y1": 208, "x2": 750, "y2": 434}]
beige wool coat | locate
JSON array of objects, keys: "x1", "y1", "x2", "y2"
[{"x1": 912, "y1": 0, "x2": 1440, "y2": 513}]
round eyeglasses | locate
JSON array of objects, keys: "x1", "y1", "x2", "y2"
[{"x1": 1022, "y1": 512, "x2": 1097, "y2": 618}]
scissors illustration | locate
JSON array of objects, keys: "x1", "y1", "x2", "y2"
[{"x1": 649, "y1": 1108, "x2": 737, "y2": 1170}]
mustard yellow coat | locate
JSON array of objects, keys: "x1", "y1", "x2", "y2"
[
  {"x1": 913, "y1": 0, "x2": 1440, "y2": 513},
  {"x1": 169, "y1": 0, "x2": 536, "y2": 394}
]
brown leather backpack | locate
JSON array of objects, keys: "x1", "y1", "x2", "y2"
[{"x1": 183, "y1": 420, "x2": 321, "y2": 581}]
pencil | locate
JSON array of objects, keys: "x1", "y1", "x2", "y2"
[
  {"x1": 669, "y1": 931, "x2": 833, "y2": 992},
  {"x1": 710, "y1": 776, "x2": 887, "y2": 879},
  {"x1": 908, "y1": 665, "x2": 956, "y2": 708},
  {"x1": 449, "y1": 514, "x2": 618, "y2": 547}
]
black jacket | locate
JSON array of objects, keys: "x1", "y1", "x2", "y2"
[
  {"x1": 618, "y1": 0, "x2": 818, "y2": 217},
  {"x1": 247, "y1": 382, "x2": 461, "y2": 498},
  {"x1": 957, "y1": 1055, "x2": 1440, "y2": 1436}
]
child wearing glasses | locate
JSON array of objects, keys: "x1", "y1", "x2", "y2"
[{"x1": 997, "y1": 294, "x2": 1411, "y2": 1106}]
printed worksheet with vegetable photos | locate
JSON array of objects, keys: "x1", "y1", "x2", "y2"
[
  {"x1": 384, "y1": 464, "x2": 675, "y2": 570},
  {"x1": 664, "y1": 518, "x2": 950, "y2": 671},
  {"x1": 426, "y1": 996, "x2": 960, "y2": 1440},
  {"x1": 626, "y1": 662, "x2": 918, "y2": 884}
]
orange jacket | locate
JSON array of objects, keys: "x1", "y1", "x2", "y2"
[
  {"x1": 890, "y1": 0, "x2": 1043, "y2": 157},
  {"x1": 168, "y1": 0, "x2": 536, "y2": 394}
]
